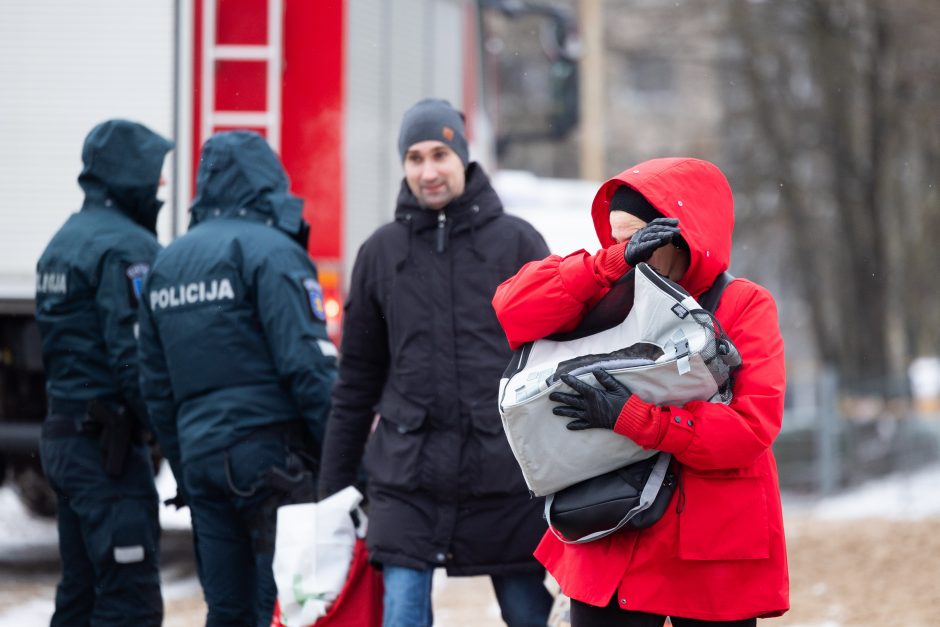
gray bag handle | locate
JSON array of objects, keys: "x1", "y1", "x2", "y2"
[{"x1": 544, "y1": 452, "x2": 673, "y2": 545}]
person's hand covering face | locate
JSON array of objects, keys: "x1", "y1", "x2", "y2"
[{"x1": 624, "y1": 217, "x2": 681, "y2": 266}]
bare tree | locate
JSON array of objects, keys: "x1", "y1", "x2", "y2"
[{"x1": 726, "y1": 0, "x2": 940, "y2": 398}]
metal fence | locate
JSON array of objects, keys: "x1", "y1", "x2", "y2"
[{"x1": 775, "y1": 368, "x2": 940, "y2": 493}]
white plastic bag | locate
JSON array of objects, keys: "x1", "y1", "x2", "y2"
[{"x1": 272, "y1": 487, "x2": 367, "y2": 626}]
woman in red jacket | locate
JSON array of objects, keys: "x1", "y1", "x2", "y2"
[{"x1": 492, "y1": 158, "x2": 788, "y2": 626}]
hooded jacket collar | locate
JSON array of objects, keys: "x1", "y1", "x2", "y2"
[
  {"x1": 591, "y1": 158, "x2": 734, "y2": 298},
  {"x1": 189, "y1": 131, "x2": 304, "y2": 239},
  {"x1": 393, "y1": 162, "x2": 503, "y2": 231},
  {"x1": 78, "y1": 119, "x2": 173, "y2": 233}
]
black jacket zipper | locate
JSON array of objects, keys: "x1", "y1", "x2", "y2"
[{"x1": 436, "y1": 211, "x2": 447, "y2": 253}]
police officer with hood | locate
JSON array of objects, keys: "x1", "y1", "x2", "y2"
[
  {"x1": 138, "y1": 130, "x2": 336, "y2": 626},
  {"x1": 36, "y1": 119, "x2": 172, "y2": 626}
]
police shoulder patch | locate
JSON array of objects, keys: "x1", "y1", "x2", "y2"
[
  {"x1": 302, "y1": 277, "x2": 326, "y2": 321},
  {"x1": 125, "y1": 262, "x2": 150, "y2": 307}
]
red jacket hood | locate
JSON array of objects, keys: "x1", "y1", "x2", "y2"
[{"x1": 591, "y1": 158, "x2": 734, "y2": 298}]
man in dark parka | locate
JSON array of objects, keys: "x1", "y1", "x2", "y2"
[
  {"x1": 138, "y1": 131, "x2": 336, "y2": 627},
  {"x1": 318, "y1": 99, "x2": 553, "y2": 627},
  {"x1": 36, "y1": 119, "x2": 172, "y2": 626}
]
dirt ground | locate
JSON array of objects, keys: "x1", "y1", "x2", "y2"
[
  {"x1": 173, "y1": 516, "x2": 940, "y2": 626},
  {"x1": 775, "y1": 517, "x2": 940, "y2": 627},
  {"x1": 5, "y1": 516, "x2": 939, "y2": 626},
  {"x1": 442, "y1": 516, "x2": 940, "y2": 627}
]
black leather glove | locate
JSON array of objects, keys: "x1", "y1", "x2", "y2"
[
  {"x1": 625, "y1": 217, "x2": 681, "y2": 266},
  {"x1": 550, "y1": 368, "x2": 633, "y2": 431}
]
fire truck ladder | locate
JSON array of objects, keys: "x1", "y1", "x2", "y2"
[{"x1": 200, "y1": 0, "x2": 283, "y2": 151}]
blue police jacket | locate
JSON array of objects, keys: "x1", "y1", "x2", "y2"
[
  {"x1": 36, "y1": 120, "x2": 173, "y2": 421},
  {"x1": 138, "y1": 132, "x2": 336, "y2": 476}
]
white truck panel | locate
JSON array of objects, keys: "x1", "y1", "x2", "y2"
[
  {"x1": 0, "y1": 1, "x2": 175, "y2": 301},
  {"x1": 343, "y1": 0, "x2": 465, "y2": 287}
]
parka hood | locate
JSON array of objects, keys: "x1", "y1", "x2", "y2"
[
  {"x1": 78, "y1": 119, "x2": 173, "y2": 232},
  {"x1": 189, "y1": 131, "x2": 304, "y2": 239},
  {"x1": 591, "y1": 157, "x2": 734, "y2": 297}
]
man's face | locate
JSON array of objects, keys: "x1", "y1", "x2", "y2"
[
  {"x1": 609, "y1": 210, "x2": 689, "y2": 281},
  {"x1": 403, "y1": 140, "x2": 466, "y2": 210}
]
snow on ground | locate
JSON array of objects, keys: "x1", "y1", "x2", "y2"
[
  {"x1": 0, "y1": 596, "x2": 54, "y2": 626},
  {"x1": 782, "y1": 462, "x2": 940, "y2": 520},
  {"x1": 0, "y1": 486, "x2": 57, "y2": 556}
]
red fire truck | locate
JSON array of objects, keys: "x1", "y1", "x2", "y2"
[
  {"x1": 0, "y1": 0, "x2": 579, "y2": 515},
  {"x1": 182, "y1": 0, "x2": 497, "y2": 339},
  {"x1": 0, "y1": 0, "x2": 487, "y2": 515}
]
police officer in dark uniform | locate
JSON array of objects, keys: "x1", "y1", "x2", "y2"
[
  {"x1": 138, "y1": 130, "x2": 337, "y2": 627},
  {"x1": 35, "y1": 119, "x2": 172, "y2": 626}
]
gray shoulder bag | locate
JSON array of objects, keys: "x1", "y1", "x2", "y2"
[{"x1": 544, "y1": 269, "x2": 739, "y2": 544}]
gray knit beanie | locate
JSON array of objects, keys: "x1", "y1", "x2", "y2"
[{"x1": 398, "y1": 98, "x2": 468, "y2": 166}]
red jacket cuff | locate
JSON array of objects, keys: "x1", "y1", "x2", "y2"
[
  {"x1": 593, "y1": 243, "x2": 628, "y2": 285},
  {"x1": 613, "y1": 395, "x2": 661, "y2": 448},
  {"x1": 614, "y1": 398, "x2": 696, "y2": 454},
  {"x1": 656, "y1": 406, "x2": 696, "y2": 454}
]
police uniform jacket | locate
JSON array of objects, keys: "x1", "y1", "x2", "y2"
[
  {"x1": 138, "y1": 132, "x2": 336, "y2": 479},
  {"x1": 318, "y1": 164, "x2": 551, "y2": 575},
  {"x1": 36, "y1": 120, "x2": 172, "y2": 420}
]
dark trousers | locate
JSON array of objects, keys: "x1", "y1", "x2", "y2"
[
  {"x1": 570, "y1": 597, "x2": 757, "y2": 627},
  {"x1": 40, "y1": 428, "x2": 162, "y2": 627},
  {"x1": 491, "y1": 572, "x2": 555, "y2": 627},
  {"x1": 183, "y1": 428, "x2": 315, "y2": 627}
]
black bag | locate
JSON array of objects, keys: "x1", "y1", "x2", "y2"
[
  {"x1": 546, "y1": 452, "x2": 676, "y2": 543},
  {"x1": 545, "y1": 271, "x2": 735, "y2": 544}
]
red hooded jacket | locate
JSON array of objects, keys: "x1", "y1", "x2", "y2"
[{"x1": 492, "y1": 158, "x2": 788, "y2": 620}]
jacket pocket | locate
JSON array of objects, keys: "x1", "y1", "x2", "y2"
[
  {"x1": 678, "y1": 473, "x2": 769, "y2": 561},
  {"x1": 363, "y1": 404, "x2": 427, "y2": 491},
  {"x1": 91, "y1": 497, "x2": 159, "y2": 569},
  {"x1": 468, "y1": 404, "x2": 503, "y2": 434},
  {"x1": 467, "y1": 407, "x2": 526, "y2": 496}
]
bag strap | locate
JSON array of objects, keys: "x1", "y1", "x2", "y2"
[
  {"x1": 544, "y1": 452, "x2": 673, "y2": 545},
  {"x1": 697, "y1": 271, "x2": 735, "y2": 314}
]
